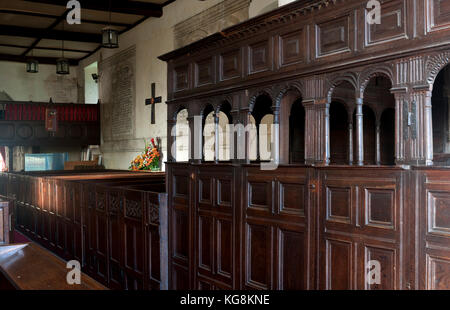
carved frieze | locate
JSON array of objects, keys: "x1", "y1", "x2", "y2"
[{"x1": 426, "y1": 51, "x2": 450, "y2": 85}]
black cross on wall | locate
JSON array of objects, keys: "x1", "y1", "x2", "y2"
[{"x1": 145, "y1": 83, "x2": 162, "y2": 124}]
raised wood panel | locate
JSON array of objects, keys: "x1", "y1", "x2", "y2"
[
  {"x1": 172, "y1": 208, "x2": 189, "y2": 262},
  {"x1": 365, "y1": 0, "x2": 406, "y2": 46},
  {"x1": 195, "y1": 57, "x2": 214, "y2": 87},
  {"x1": 172, "y1": 263, "x2": 189, "y2": 290},
  {"x1": 277, "y1": 228, "x2": 305, "y2": 290},
  {"x1": 364, "y1": 245, "x2": 397, "y2": 290},
  {"x1": 279, "y1": 182, "x2": 305, "y2": 216},
  {"x1": 426, "y1": 253, "x2": 450, "y2": 289},
  {"x1": 316, "y1": 15, "x2": 351, "y2": 57},
  {"x1": 279, "y1": 28, "x2": 304, "y2": 67},
  {"x1": 245, "y1": 223, "x2": 272, "y2": 290},
  {"x1": 216, "y1": 179, "x2": 232, "y2": 208},
  {"x1": 326, "y1": 187, "x2": 352, "y2": 224},
  {"x1": 198, "y1": 215, "x2": 213, "y2": 273},
  {"x1": 364, "y1": 189, "x2": 395, "y2": 229},
  {"x1": 248, "y1": 181, "x2": 272, "y2": 211},
  {"x1": 427, "y1": 191, "x2": 450, "y2": 236},
  {"x1": 174, "y1": 64, "x2": 189, "y2": 92},
  {"x1": 325, "y1": 238, "x2": 353, "y2": 290},
  {"x1": 216, "y1": 218, "x2": 232, "y2": 280},
  {"x1": 427, "y1": 0, "x2": 450, "y2": 32},
  {"x1": 249, "y1": 40, "x2": 270, "y2": 74},
  {"x1": 198, "y1": 177, "x2": 212, "y2": 205},
  {"x1": 173, "y1": 174, "x2": 189, "y2": 201},
  {"x1": 220, "y1": 49, "x2": 241, "y2": 81}
]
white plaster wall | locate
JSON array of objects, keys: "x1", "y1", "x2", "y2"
[
  {"x1": 84, "y1": 62, "x2": 98, "y2": 104},
  {"x1": 0, "y1": 61, "x2": 78, "y2": 103},
  {"x1": 249, "y1": 0, "x2": 279, "y2": 18},
  {"x1": 79, "y1": 0, "x2": 281, "y2": 170},
  {"x1": 278, "y1": 0, "x2": 298, "y2": 7}
]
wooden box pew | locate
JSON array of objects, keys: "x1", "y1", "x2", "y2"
[
  {"x1": 0, "y1": 243, "x2": 107, "y2": 290},
  {"x1": 81, "y1": 183, "x2": 167, "y2": 290},
  {"x1": 0, "y1": 197, "x2": 14, "y2": 245},
  {"x1": 7, "y1": 171, "x2": 167, "y2": 290}
]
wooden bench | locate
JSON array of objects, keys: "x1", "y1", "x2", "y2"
[
  {"x1": 0, "y1": 243, "x2": 107, "y2": 290},
  {"x1": 0, "y1": 198, "x2": 13, "y2": 245}
]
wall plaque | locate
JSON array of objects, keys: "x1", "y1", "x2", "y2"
[{"x1": 99, "y1": 46, "x2": 136, "y2": 142}]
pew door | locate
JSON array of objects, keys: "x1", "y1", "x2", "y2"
[{"x1": 242, "y1": 166, "x2": 313, "y2": 290}]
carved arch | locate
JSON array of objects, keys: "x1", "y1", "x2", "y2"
[
  {"x1": 326, "y1": 72, "x2": 358, "y2": 102},
  {"x1": 358, "y1": 65, "x2": 395, "y2": 97},
  {"x1": 426, "y1": 51, "x2": 450, "y2": 88},
  {"x1": 215, "y1": 94, "x2": 234, "y2": 114},
  {"x1": 172, "y1": 104, "x2": 189, "y2": 121},
  {"x1": 248, "y1": 88, "x2": 275, "y2": 113},
  {"x1": 274, "y1": 81, "x2": 304, "y2": 108},
  {"x1": 199, "y1": 99, "x2": 217, "y2": 117}
]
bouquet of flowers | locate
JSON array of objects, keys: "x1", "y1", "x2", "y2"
[{"x1": 129, "y1": 138, "x2": 161, "y2": 171}]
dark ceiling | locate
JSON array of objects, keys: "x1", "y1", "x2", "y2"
[{"x1": 0, "y1": 0, "x2": 175, "y2": 65}]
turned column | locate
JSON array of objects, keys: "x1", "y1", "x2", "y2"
[
  {"x1": 271, "y1": 106, "x2": 280, "y2": 165},
  {"x1": 214, "y1": 113, "x2": 220, "y2": 163},
  {"x1": 229, "y1": 109, "x2": 242, "y2": 163},
  {"x1": 376, "y1": 120, "x2": 381, "y2": 165},
  {"x1": 348, "y1": 121, "x2": 354, "y2": 165},
  {"x1": 188, "y1": 114, "x2": 202, "y2": 164},
  {"x1": 407, "y1": 86, "x2": 433, "y2": 166},
  {"x1": 424, "y1": 90, "x2": 434, "y2": 166},
  {"x1": 324, "y1": 102, "x2": 331, "y2": 165},
  {"x1": 391, "y1": 88, "x2": 406, "y2": 165},
  {"x1": 356, "y1": 97, "x2": 364, "y2": 166},
  {"x1": 167, "y1": 119, "x2": 176, "y2": 162}
]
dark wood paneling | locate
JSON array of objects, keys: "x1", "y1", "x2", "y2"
[
  {"x1": 5, "y1": 171, "x2": 166, "y2": 290},
  {"x1": 365, "y1": 0, "x2": 407, "y2": 46},
  {"x1": 417, "y1": 168, "x2": 450, "y2": 290},
  {"x1": 220, "y1": 49, "x2": 242, "y2": 81},
  {"x1": 165, "y1": 163, "x2": 450, "y2": 290},
  {"x1": 318, "y1": 168, "x2": 404, "y2": 290}
]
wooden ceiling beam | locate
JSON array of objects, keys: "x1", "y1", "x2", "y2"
[
  {"x1": 0, "y1": 43, "x2": 92, "y2": 54},
  {"x1": 0, "y1": 9, "x2": 133, "y2": 27},
  {"x1": 23, "y1": 0, "x2": 163, "y2": 17},
  {"x1": 0, "y1": 53, "x2": 78, "y2": 65},
  {"x1": 0, "y1": 25, "x2": 102, "y2": 43}
]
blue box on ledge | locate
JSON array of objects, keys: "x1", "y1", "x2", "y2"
[{"x1": 24, "y1": 153, "x2": 69, "y2": 171}]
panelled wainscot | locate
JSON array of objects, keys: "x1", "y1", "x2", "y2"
[{"x1": 160, "y1": 0, "x2": 450, "y2": 290}]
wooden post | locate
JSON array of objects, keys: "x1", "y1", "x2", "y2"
[
  {"x1": 376, "y1": 120, "x2": 381, "y2": 165},
  {"x1": 272, "y1": 106, "x2": 280, "y2": 165},
  {"x1": 348, "y1": 121, "x2": 353, "y2": 165},
  {"x1": 424, "y1": 90, "x2": 434, "y2": 166},
  {"x1": 356, "y1": 98, "x2": 364, "y2": 166},
  {"x1": 214, "y1": 113, "x2": 220, "y2": 163},
  {"x1": 167, "y1": 119, "x2": 176, "y2": 162},
  {"x1": 256, "y1": 121, "x2": 260, "y2": 161},
  {"x1": 391, "y1": 87, "x2": 407, "y2": 165},
  {"x1": 188, "y1": 114, "x2": 202, "y2": 164},
  {"x1": 324, "y1": 102, "x2": 330, "y2": 165}
]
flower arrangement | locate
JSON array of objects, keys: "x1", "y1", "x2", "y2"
[{"x1": 129, "y1": 138, "x2": 161, "y2": 171}]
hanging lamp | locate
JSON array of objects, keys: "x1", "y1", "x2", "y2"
[
  {"x1": 56, "y1": 22, "x2": 70, "y2": 75},
  {"x1": 102, "y1": 0, "x2": 119, "y2": 48}
]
